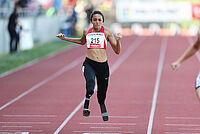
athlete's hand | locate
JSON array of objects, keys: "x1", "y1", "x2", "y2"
[
  {"x1": 171, "y1": 61, "x2": 181, "y2": 71},
  {"x1": 56, "y1": 33, "x2": 66, "y2": 40},
  {"x1": 116, "y1": 33, "x2": 122, "y2": 41}
]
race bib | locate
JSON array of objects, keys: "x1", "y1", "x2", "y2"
[{"x1": 86, "y1": 33, "x2": 107, "y2": 49}]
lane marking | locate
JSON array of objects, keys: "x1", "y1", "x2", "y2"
[
  {"x1": 80, "y1": 122, "x2": 136, "y2": 125},
  {"x1": 179, "y1": 128, "x2": 200, "y2": 130},
  {"x1": 165, "y1": 124, "x2": 200, "y2": 126},
  {"x1": 0, "y1": 130, "x2": 42, "y2": 132},
  {"x1": 0, "y1": 122, "x2": 50, "y2": 124},
  {"x1": 73, "y1": 131, "x2": 122, "y2": 134},
  {"x1": 73, "y1": 130, "x2": 134, "y2": 133},
  {"x1": 0, "y1": 56, "x2": 84, "y2": 111},
  {"x1": 165, "y1": 116, "x2": 200, "y2": 119},
  {"x1": 90, "y1": 127, "x2": 121, "y2": 129},
  {"x1": 89, "y1": 116, "x2": 138, "y2": 119},
  {"x1": 0, "y1": 132, "x2": 30, "y2": 134},
  {"x1": 53, "y1": 37, "x2": 145, "y2": 134},
  {"x1": 147, "y1": 37, "x2": 168, "y2": 134},
  {"x1": 1, "y1": 126, "x2": 32, "y2": 128},
  {"x1": 165, "y1": 132, "x2": 200, "y2": 134},
  {"x1": 3, "y1": 115, "x2": 56, "y2": 117}
]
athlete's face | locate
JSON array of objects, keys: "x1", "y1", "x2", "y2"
[{"x1": 91, "y1": 14, "x2": 103, "y2": 31}]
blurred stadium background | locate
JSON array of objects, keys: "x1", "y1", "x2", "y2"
[{"x1": 1, "y1": 0, "x2": 200, "y2": 54}]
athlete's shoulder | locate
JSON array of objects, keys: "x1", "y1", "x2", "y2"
[
  {"x1": 83, "y1": 28, "x2": 91, "y2": 35},
  {"x1": 103, "y1": 27, "x2": 112, "y2": 36}
]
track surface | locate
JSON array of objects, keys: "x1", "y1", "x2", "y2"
[{"x1": 1, "y1": 36, "x2": 200, "y2": 134}]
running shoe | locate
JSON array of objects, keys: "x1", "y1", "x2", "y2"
[
  {"x1": 101, "y1": 112, "x2": 109, "y2": 121},
  {"x1": 100, "y1": 104, "x2": 108, "y2": 121},
  {"x1": 83, "y1": 108, "x2": 90, "y2": 117}
]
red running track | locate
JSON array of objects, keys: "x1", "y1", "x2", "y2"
[{"x1": 0, "y1": 36, "x2": 200, "y2": 134}]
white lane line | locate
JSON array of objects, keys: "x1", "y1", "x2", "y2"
[
  {"x1": 73, "y1": 131, "x2": 122, "y2": 134},
  {"x1": 165, "y1": 124, "x2": 200, "y2": 126},
  {"x1": 147, "y1": 37, "x2": 168, "y2": 134},
  {"x1": 165, "y1": 132, "x2": 200, "y2": 134},
  {"x1": 3, "y1": 115, "x2": 56, "y2": 117},
  {"x1": 73, "y1": 131, "x2": 134, "y2": 133},
  {"x1": 1, "y1": 126, "x2": 32, "y2": 128},
  {"x1": 53, "y1": 37, "x2": 145, "y2": 134},
  {"x1": 80, "y1": 122, "x2": 136, "y2": 126},
  {"x1": 0, "y1": 132, "x2": 30, "y2": 134},
  {"x1": 179, "y1": 128, "x2": 200, "y2": 130},
  {"x1": 165, "y1": 116, "x2": 200, "y2": 119},
  {"x1": 0, "y1": 130, "x2": 42, "y2": 132},
  {"x1": 0, "y1": 122, "x2": 50, "y2": 124},
  {"x1": 89, "y1": 116, "x2": 138, "y2": 118},
  {"x1": 0, "y1": 56, "x2": 84, "y2": 111},
  {"x1": 187, "y1": 37, "x2": 200, "y2": 62},
  {"x1": 90, "y1": 127, "x2": 121, "y2": 129}
]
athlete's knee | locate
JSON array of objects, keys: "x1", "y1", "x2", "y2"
[
  {"x1": 86, "y1": 78, "x2": 95, "y2": 90},
  {"x1": 86, "y1": 90, "x2": 94, "y2": 98},
  {"x1": 86, "y1": 79, "x2": 95, "y2": 97}
]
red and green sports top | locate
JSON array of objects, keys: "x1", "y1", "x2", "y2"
[{"x1": 86, "y1": 26, "x2": 108, "y2": 49}]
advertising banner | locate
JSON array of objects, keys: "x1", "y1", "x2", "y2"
[
  {"x1": 116, "y1": 1, "x2": 192, "y2": 22},
  {"x1": 192, "y1": 4, "x2": 200, "y2": 19}
]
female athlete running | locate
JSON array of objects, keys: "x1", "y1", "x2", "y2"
[{"x1": 56, "y1": 10, "x2": 122, "y2": 121}]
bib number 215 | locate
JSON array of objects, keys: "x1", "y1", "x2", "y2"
[{"x1": 91, "y1": 38, "x2": 100, "y2": 44}]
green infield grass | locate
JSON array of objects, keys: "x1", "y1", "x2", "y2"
[{"x1": 0, "y1": 41, "x2": 71, "y2": 75}]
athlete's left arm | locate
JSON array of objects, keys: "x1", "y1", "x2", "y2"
[
  {"x1": 106, "y1": 29, "x2": 122, "y2": 54},
  {"x1": 171, "y1": 31, "x2": 200, "y2": 70}
]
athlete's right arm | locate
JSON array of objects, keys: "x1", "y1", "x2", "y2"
[
  {"x1": 56, "y1": 30, "x2": 87, "y2": 45},
  {"x1": 171, "y1": 35, "x2": 200, "y2": 70}
]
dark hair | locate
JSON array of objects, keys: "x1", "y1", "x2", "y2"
[
  {"x1": 13, "y1": 5, "x2": 20, "y2": 15},
  {"x1": 90, "y1": 10, "x2": 104, "y2": 22}
]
